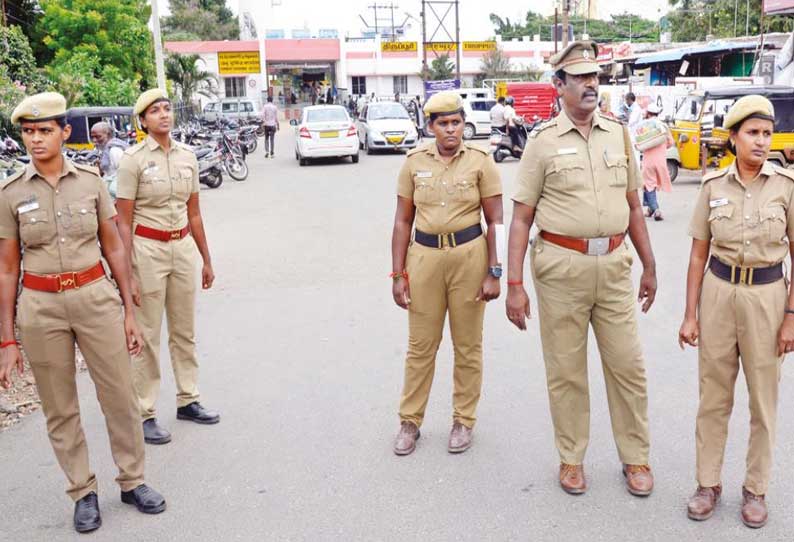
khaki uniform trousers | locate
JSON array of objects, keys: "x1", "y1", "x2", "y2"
[
  {"x1": 696, "y1": 271, "x2": 785, "y2": 495},
  {"x1": 132, "y1": 234, "x2": 200, "y2": 420},
  {"x1": 17, "y1": 278, "x2": 145, "y2": 501},
  {"x1": 531, "y1": 237, "x2": 650, "y2": 465},
  {"x1": 399, "y1": 234, "x2": 488, "y2": 429}
]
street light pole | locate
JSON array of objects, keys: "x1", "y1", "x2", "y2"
[{"x1": 150, "y1": 0, "x2": 167, "y2": 91}]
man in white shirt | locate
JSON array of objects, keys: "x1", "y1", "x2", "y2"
[
  {"x1": 261, "y1": 96, "x2": 279, "y2": 158},
  {"x1": 90, "y1": 122, "x2": 127, "y2": 178},
  {"x1": 625, "y1": 92, "x2": 644, "y2": 165},
  {"x1": 489, "y1": 96, "x2": 507, "y2": 132},
  {"x1": 503, "y1": 96, "x2": 521, "y2": 151}
]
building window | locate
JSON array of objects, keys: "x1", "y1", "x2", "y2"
[
  {"x1": 352, "y1": 76, "x2": 366, "y2": 96},
  {"x1": 393, "y1": 75, "x2": 408, "y2": 95},
  {"x1": 225, "y1": 77, "x2": 246, "y2": 98}
]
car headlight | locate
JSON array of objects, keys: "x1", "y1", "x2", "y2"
[{"x1": 369, "y1": 129, "x2": 383, "y2": 140}]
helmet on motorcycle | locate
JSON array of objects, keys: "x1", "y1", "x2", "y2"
[{"x1": 505, "y1": 97, "x2": 514, "y2": 106}]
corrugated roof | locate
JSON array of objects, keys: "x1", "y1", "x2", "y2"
[{"x1": 634, "y1": 42, "x2": 759, "y2": 66}]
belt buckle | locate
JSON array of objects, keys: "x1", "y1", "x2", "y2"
[
  {"x1": 586, "y1": 237, "x2": 610, "y2": 256},
  {"x1": 170, "y1": 230, "x2": 182, "y2": 241},
  {"x1": 57, "y1": 271, "x2": 78, "y2": 292}
]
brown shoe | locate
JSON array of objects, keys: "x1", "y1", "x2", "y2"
[
  {"x1": 559, "y1": 463, "x2": 587, "y2": 495},
  {"x1": 447, "y1": 422, "x2": 473, "y2": 454},
  {"x1": 393, "y1": 421, "x2": 420, "y2": 456},
  {"x1": 741, "y1": 488, "x2": 768, "y2": 529},
  {"x1": 622, "y1": 464, "x2": 654, "y2": 497},
  {"x1": 687, "y1": 485, "x2": 721, "y2": 521}
]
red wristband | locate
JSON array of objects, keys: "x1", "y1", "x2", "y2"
[
  {"x1": 389, "y1": 271, "x2": 409, "y2": 280},
  {"x1": 0, "y1": 340, "x2": 19, "y2": 349},
  {"x1": 507, "y1": 280, "x2": 523, "y2": 286}
]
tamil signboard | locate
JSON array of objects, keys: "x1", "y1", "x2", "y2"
[
  {"x1": 764, "y1": 0, "x2": 794, "y2": 14},
  {"x1": 426, "y1": 42, "x2": 457, "y2": 52},
  {"x1": 424, "y1": 79, "x2": 461, "y2": 97},
  {"x1": 424, "y1": 41, "x2": 497, "y2": 53},
  {"x1": 382, "y1": 41, "x2": 418, "y2": 53},
  {"x1": 218, "y1": 52, "x2": 261, "y2": 74}
]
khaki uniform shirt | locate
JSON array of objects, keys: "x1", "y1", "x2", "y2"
[
  {"x1": 0, "y1": 160, "x2": 116, "y2": 274},
  {"x1": 512, "y1": 110, "x2": 640, "y2": 238},
  {"x1": 116, "y1": 136, "x2": 199, "y2": 230},
  {"x1": 689, "y1": 161, "x2": 794, "y2": 267},
  {"x1": 397, "y1": 142, "x2": 502, "y2": 235}
]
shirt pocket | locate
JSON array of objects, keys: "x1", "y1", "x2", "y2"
[
  {"x1": 139, "y1": 168, "x2": 169, "y2": 196},
  {"x1": 19, "y1": 209, "x2": 55, "y2": 248},
  {"x1": 545, "y1": 156, "x2": 586, "y2": 190},
  {"x1": 604, "y1": 153, "x2": 629, "y2": 187},
  {"x1": 708, "y1": 203, "x2": 735, "y2": 241},
  {"x1": 68, "y1": 197, "x2": 99, "y2": 236},
  {"x1": 174, "y1": 166, "x2": 194, "y2": 199},
  {"x1": 452, "y1": 176, "x2": 479, "y2": 204},
  {"x1": 760, "y1": 203, "x2": 787, "y2": 243},
  {"x1": 413, "y1": 179, "x2": 436, "y2": 204}
]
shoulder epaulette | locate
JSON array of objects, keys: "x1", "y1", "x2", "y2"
[
  {"x1": 123, "y1": 140, "x2": 146, "y2": 155},
  {"x1": 464, "y1": 142, "x2": 488, "y2": 155},
  {"x1": 528, "y1": 119, "x2": 556, "y2": 139},
  {"x1": 407, "y1": 143, "x2": 431, "y2": 157},
  {"x1": 701, "y1": 168, "x2": 729, "y2": 184},
  {"x1": 598, "y1": 112, "x2": 623, "y2": 126},
  {"x1": 773, "y1": 165, "x2": 794, "y2": 182},
  {"x1": 0, "y1": 168, "x2": 24, "y2": 190},
  {"x1": 73, "y1": 162, "x2": 101, "y2": 177}
]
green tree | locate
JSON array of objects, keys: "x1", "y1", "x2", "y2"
[
  {"x1": 425, "y1": 54, "x2": 455, "y2": 80},
  {"x1": 666, "y1": 0, "x2": 793, "y2": 41},
  {"x1": 162, "y1": 0, "x2": 239, "y2": 41},
  {"x1": 0, "y1": 65, "x2": 27, "y2": 136},
  {"x1": 474, "y1": 47, "x2": 514, "y2": 86},
  {"x1": 47, "y1": 52, "x2": 141, "y2": 107},
  {"x1": 0, "y1": 25, "x2": 48, "y2": 92},
  {"x1": 38, "y1": 0, "x2": 155, "y2": 92},
  {"x1": 165, "y1": 53, "x2": 218, "y2": 104}
]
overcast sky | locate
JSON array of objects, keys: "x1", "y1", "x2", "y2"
[{"x1": 214, "y1": 0, "x2": 672, "y2": 40}]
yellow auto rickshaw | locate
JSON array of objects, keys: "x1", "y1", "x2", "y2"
[
  {"x1": 65, "y1": 106, "x2": 144, "y2": 150},
  {"x1": 668, "y1": 86, "x2": 794, "y2": 175}
]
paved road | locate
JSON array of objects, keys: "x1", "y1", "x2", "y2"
[{"x1": 2, "y1": 130, "x2": 794, "y2": 541}]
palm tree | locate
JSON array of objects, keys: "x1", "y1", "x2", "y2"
[
  {"x1": 428, "y1": 54, "x2": 455, "y2": 80},
  {"x1": 165, "y1": 53, "x2": 218, "y2": 105}
]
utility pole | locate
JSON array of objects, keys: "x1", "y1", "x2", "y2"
[
  {"x1": 1, "y1": 0, "x2": 6, "y2": 27},
  {"x1": 554, "y1": 8, "x2": 559, "y2": 53},
  {"x1": 746, "y1": 0, "x2": 750, "y2": 36},
  {"x1": 150, "y1": 0, "x2": 167, "y2": 91},
  {"x1": 421, "y1": 1, "x2": 427, "y2": 74},
  {"x1": 562, "y1": 0, "x2": 570, "y2": 48},
  {"x1": 734, "y1": 0, "x2": 739, "y2": 37},
  {"x1": 454, "y1": 0, "x2": 460, "y2": 81}
]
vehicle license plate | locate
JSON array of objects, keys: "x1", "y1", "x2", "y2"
[
  {"x1": 387, "y1": 135, "x2": 404, "y2": 144},
  {"x1": 320, "y1": 131, "x2": 339, "y2": 138}
]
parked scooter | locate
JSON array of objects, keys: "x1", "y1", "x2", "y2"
[
  {"x1": 195, "y1": 146, "x2": 224, "y2": 189},
  {"x1": 489, "y1": 116, "x2": 535, "y2": 163}
]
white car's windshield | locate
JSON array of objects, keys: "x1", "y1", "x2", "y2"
[
  {"x1": 369, "y1": 104, "x2": 410, "y2": 120},
  {"x1": 306, "y1": 108, "x2": 348, "y2": 123}
]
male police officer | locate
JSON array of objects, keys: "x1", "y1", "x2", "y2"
[
  {"x1": 505, "y1": 41, "x2": 658, "y2": 497},
  {"x1": 0, "y1": 92, "x2": 165, "y2": 533}
]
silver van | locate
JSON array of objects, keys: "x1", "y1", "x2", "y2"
[{"x1": 203, "y1": 99, "x2": 262, "y2": 122}]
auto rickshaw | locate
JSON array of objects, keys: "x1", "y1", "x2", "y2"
[
  {"x1": 667, "y1": 86, "x2": 794, "y2": 177},
  {"x1": 65, "y1": 106, "x2": 144, "y2": 150}
]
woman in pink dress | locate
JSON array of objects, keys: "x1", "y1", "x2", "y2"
[{"x1": 638, "y1": 104, "x2": 674, "y2": 221}]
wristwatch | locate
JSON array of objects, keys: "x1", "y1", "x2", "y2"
[{"x1": 489, "y1": 265, "x2": 503, "y2": 279}]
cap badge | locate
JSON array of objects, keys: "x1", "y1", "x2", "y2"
[
  {"x1": 31, "y1": 106, "x2": 40, "y2": 117},
  {"x1": 582, "y1": 50, "x2": 590, "y2": 60}
]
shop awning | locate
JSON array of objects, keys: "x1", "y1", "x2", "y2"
[{"x1": 634, "y1": 42, "x2": 757, "y2": 66}]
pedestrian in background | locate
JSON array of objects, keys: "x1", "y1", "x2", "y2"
[
  {"x1": 390, "y1": 91, "x2": 503, "y2": 456},
  {"x1": 679, "y1": 95, "x2": 794, "y2": 529},
  {"x1": 262, "y1": 95, "x2": 279, "y2": 159},
  {"x1": 0, "y1": 92, "x2": 165, "y2": 533},
  {"x1": 90, "y1": 121, "x2": 128, "y2": 178},
  {"x1": 636, "y1": 103, "x2": 674, "y2": 221},
  {"x1": 506, "y1": 41, "x2": 657, "y2": 498},
  {"x1": 116, "y1": 89, "x2": 219, "y2": 446}
]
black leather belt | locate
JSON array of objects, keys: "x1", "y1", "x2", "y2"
[
  {"x1": 414, "y1": 224, "x2": 483, "y2": 249},
  {"x1": 709, "y1": 256, "x2": 783, "y2": 286}
]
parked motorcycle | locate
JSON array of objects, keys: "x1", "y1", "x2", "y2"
[
  {"x1": 489, "y1": 117, "x2": 533, "y2": 163},
  {"x1": 195, "y1": 146, "x2": 224, "y2": 189}
]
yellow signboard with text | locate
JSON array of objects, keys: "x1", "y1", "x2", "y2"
[
  {"x1": 218, "y1": 51, "x2": 261, "y2": 74},
  {"x1": 463, "y1": 41, "x2": 496, "y2": 52},
  {"x1": 426, "y1": 42, "x2": 457, "y2": 52},
  {"x1": 382, "y1": 41, "x2": 418, "y2": 53}
]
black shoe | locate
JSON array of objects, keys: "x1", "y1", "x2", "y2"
[
  {"x1": 177, "y1": 402, "x2": 220, "y2": 424},
  {"x1": 74, "y1": 492, "x2": 101, "y2": 533},
  {"x1": 143, "y1": 419, "x2": 172, "y2": 445},
  {"x1": 121, "y1": 484, "x2": 166, "y2": 514}
]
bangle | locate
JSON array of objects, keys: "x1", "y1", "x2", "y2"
[
  {"x1": 389, "y1": 271, "x2": 408, "y2": 281},
  {"x1": 0, "y1": 340, "x2": 19, "y2": 349},
  {"x1": 507, "y1": 280, "x2": 523, "y2": 286}
]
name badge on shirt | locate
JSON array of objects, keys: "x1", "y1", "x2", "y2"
[
  {"x1": 415, "y1": 171, "x2": 433, "y2": 178},
  {"x1": 17, "y1": 201, "x2": 39, "y2": 214},
  {"x1": 709, "y1": 198, "x2": 729, "y2": 209},
  {"x1": 557, "y1": 148, "x2": 578, "y2": 156}
]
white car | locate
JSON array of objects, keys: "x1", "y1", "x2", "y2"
[
  {"x1": 356, "y1": 101, "x2": 419, "y2": 154},
  {"x1": 290, "y1": 105, "x2": 359, "y2": 166},
  {"x1": 462, "y1": 98, "x2": 497, "y2": 139}
]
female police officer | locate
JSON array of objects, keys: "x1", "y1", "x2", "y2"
[
  {"x1": 679, "y1": 95, "x2": 794, "y2": 528},
  {"x1": 0, "y1": 92, "x2": 165, "y2": 533},
  {"x1": 391, "y1": 91, "x2": 503, "y2": 456},
  {"x1": 116, "y1": 89, "x2": 219, "y2": 445}
]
